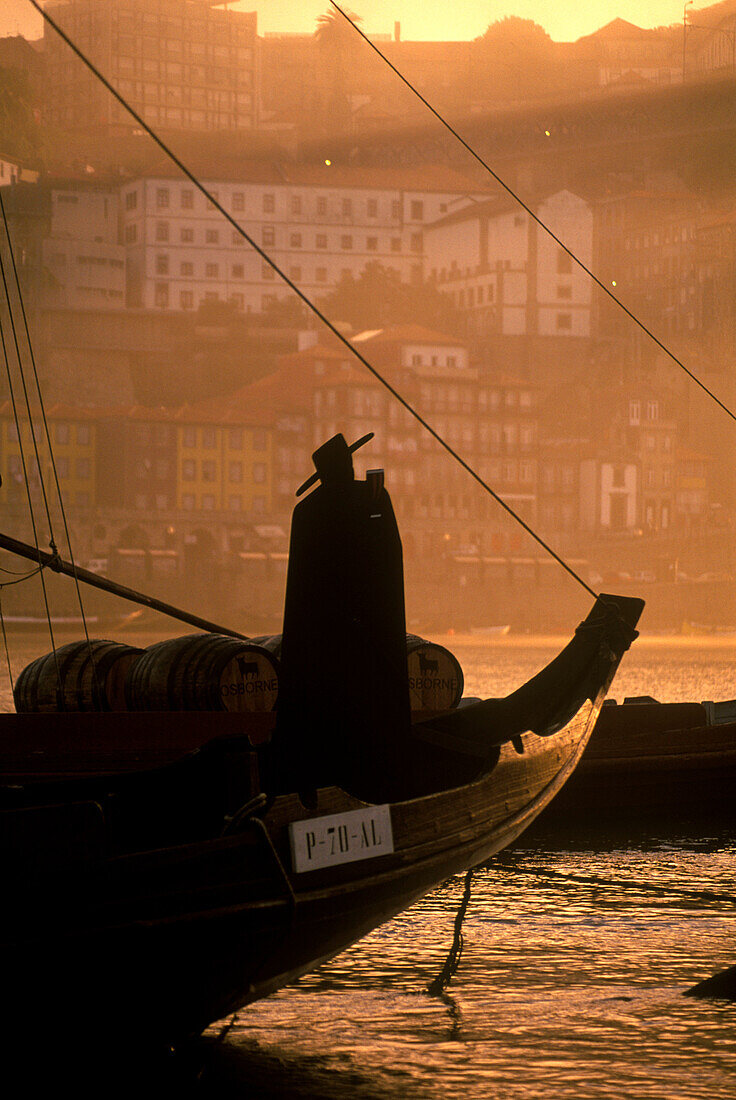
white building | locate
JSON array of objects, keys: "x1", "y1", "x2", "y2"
[
  {"x1": 118, "y1": 165, "x2": 486, "y2": 314},
  {"x1": 42, "y1": 184, "x2": 126, "y2": 311},
  {"x1": 580, "y1": 459, "x2": 639, "y2": 532},
  {"x1": 43, "y1": 0, "x2": 258, "y2": 132},
  {"x1": 424, "y1": 190, "x2": 594, "y2": 338}
]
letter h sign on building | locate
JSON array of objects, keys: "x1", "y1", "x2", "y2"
[{"x1": 288, "y1": 805, "x2": 394, "y2": 873}]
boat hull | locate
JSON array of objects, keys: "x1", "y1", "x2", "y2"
[
  {"x1": 4, "y1": 708, "x2": 593, "y2": 1048},
  {"x1": 528, "y1": 701, "x2": 736, "y2": 833}
]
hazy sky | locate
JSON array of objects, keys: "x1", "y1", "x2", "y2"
[{"x1": 0, "y1": 2, "x2": 716, "y2": 43}]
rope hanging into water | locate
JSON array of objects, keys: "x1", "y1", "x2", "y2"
[
  {"x1": 330, "y1": 1, "x2": 736, "y2": 428},
  {"x1": 0, "y1": 189, "x2": 98, "y2": 686},
  {"x1": 426, "y1": 868, "x2": 475, "y2": 996},
  {"x1": 28, "y1": 0, "x2": 598, "y2": 603}
]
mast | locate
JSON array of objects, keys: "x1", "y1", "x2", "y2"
[{"x1": 0, "y1": 531, "x2": 247, "y2": 639}]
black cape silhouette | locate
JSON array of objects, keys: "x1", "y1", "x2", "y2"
[{"x1": 274, "y1": 434, "x2": 410, "y2": 803}]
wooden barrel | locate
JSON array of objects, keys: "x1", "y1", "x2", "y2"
[
  {"x1": 249, "y1": 635, "x2": 283, "y2": 660},
  {"x1": 13, "y1": 640, "x2": 143, "y2": 713},
  {"x1": 249, "y1": 632, "x2": 463, "y2": 712},
  {"x1": 405, "y1": 634, "x2": 464, "y2": 711},
  {"x1": 125, "y1": 633, "x2": 280, "y2": 713}
]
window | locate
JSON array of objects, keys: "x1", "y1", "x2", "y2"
[
  {"x1": 253, "y1": 462, "x2": 267, "y2": 483},
  {"x1": 77, "y1": 424, "x2": 90, "y2": 446},
  {"x1": 253, "y1": 430, "x2": 267, "y2": 451},
  {"x1": 291, "y1": 195, "x2": 302, "y2": 214},
  {"x1": 202, "y1": 494, "x2": 215, "y2": 510},
  {"x1": 125, "y1": 191, "x2": 138, "y2": 210},
  {"x1": 182, "y1": 459, "x2": 195, "y2": 480},
  {"x1": 391, "y1": 238, "x2": 402, "y2": 252},
  {"x1": 556, "y1": 312, "x2": 572, "y2": 331},
  {"x1": 183, "y1": 426, "x2": 196, "y2": 447},
  {"x1": 154, "y1": 282, "x2": 169, "y2": 308},
  {"x1": 205, "y1": 229, "x2": 219, "y2": 244},
  {"x1": 182, "y1": 493, "x2": 195, "y2": 510},
  {"x1": 232, "y1": 192, "x2": 245, "y2": 212},
  {"x1": 556, "y1": 284, "x2": 572, "y2": 299},
  {"x1": 316, "y1": 267, "x2": 327, "y2": 282},
  {"x1": 232, "y1": 264, "x2": 244, "y2": 278},
  {"x1": 156, "y1": 187, "x2": 170, "y2": 209},
  {"x1": 156, "y1": 254, "x2": 169, "y2": 275},
  {"x1": 342, "y1": 198, "x2": 352, "y2": 216},
  {"x1": 410, "y1": 233, "x2": 422, "y2": 252},
  {"x1": 202, "y1": 428, "x2": 216, "y2": 449},
  {"x1": 290, "y1": 233, "x2": 303, "y2": 248},
  {"x1": 367, "y1": 198, "x2": 378, "y2": 217},
  {"x1": 229, "y1": 429, "x2": 243, "y2": 449},
  {"x1": 180, "y1": 290, "x2": 194, "y2": 310},
  {"x1": 205, "y1": 263, "x2": 219, "y2": 278},
  {"x1": 290, "y1": 266, "x2": 302, "y2": 281},
  {"x1": 229, "y1": 461, "x2": 243, "y2": 482},
  {"x1": 391, "y1": 200, "x2": 401, "y2": 219},
  {"x1": 316, "y1": 234, "x2": 327, "y2": 249},
  {"x1": 262, "y1": 265, "x2": 275, "y2": 281},
  {"x1": 124, "y1": 224, "x2": 137, "y2": 243},
  {"x1": 202, "y1": 460, "x2": 216, "y2": 482},
  {"x1": 341, "y1": 235, "x2": 353, "y2": 250},
  {"x1": 262, "y1": 193, "x2": 275, "y2": 213},
  {"x1": 180, "y1": 227, "x2": 194, "y2": 243},
  {"x1": 180, "y1": 261, "x2": 193, "y2": 276},
  {"x1": 263, "y1": 226, "x2": 275, "y2": 246},
  {"x1": 317, "y1": 197, "x2": 327, "y2": 216},
  {"x1": 629, "y1": 400, "x2": 641, "y2": 424},
  {"x1": 367, "y1": 236, "x2": 378, "y2": 251},
  {"x1": 647, "y1": 400, "x2": 659, "y2": 420},
  {"x1": 181, "y1": 189, "x2": 194, "y2": 209},
  {"x1": 556, "y1": 250, "x2": 572, "y2": 274},
  {"x1": 410, "y1": 200, "x2": 424, "y2": 220},
  {"x1": 155, "y1": 221, "x2": 169, "y2": 242}
]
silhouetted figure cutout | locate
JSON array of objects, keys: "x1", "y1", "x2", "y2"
[{"x1": 274, "y1": 433, "x2": 410, "y2": 804}]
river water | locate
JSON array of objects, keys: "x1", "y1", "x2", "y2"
[{"x1": 2, "y1": 631, "x2": 735, "y2": 1095}]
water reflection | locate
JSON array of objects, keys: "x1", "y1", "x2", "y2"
[{"x1": 206, "y1": 846, "x2": 736, "y2": 1099}]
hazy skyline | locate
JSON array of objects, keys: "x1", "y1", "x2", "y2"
[{"x1": 0, "y1": 1, "x2": 720, "y2": 44}]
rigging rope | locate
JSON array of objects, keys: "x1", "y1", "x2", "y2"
[
  {"x1": 330, "y1": 1, "x2": 736, "y2": 427},
  {"x1": 0, "y1": 297, "x2": 61, "y2": 690},
  {"x1": 0, "y1": 188, "x2": 98, "y2": 688},
  {"x1": 28, "y1": 0, "x2": 598, "y2": 602},
  {"x1": 0, "y1": 593, "x2": 13, "y2": 694}
]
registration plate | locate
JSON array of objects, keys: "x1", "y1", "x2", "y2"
[{"x1": 289, "y1": 804, "x2": 394, "y2": 873}]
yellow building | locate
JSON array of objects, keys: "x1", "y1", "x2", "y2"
[
  {"x1": 174, "y1": 399, "x2": 273, "y2": 516},
  {"x1": 0, "y1": 403, "x2": 97, "y2": 509}
]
